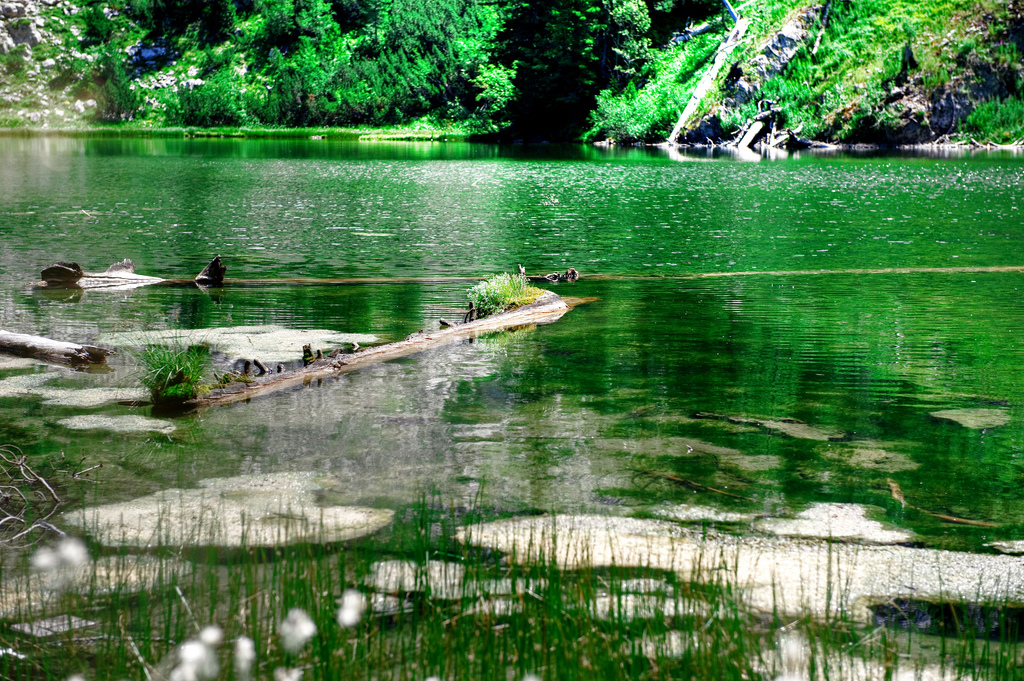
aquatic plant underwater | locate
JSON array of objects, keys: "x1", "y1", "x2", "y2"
[{"x1": 2, "y1": 492, "x2": 1023, "y2": 681}]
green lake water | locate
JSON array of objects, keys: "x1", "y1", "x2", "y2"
[{"x1": 2, "y1": 137, "x2": 1024, "y2": 553}]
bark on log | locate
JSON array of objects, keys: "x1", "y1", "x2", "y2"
[
  {"x1": 0, "y1": 331, "x2": 112, "y2": 366},
  {"x1": 185, "y1": 290, "x2": 571, "y2": 411}
]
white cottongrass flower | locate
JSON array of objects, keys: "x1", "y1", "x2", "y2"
[
  {"x1": 336, "y1": 589, "x2": 366, "y2": 628},
  {"x1": 273, "y1": 667, "x2": 303, "y2": 681},
  {"x1": 31, "y1": 538, "x2": 91, "y2": 591},
  {"x1": 66, "y1": 675, "x2": 87, "y2": 681},
  {"x1": 168, "y1": 625, "x2": 223, "y2": 681},
  {"x1": 279, "y1": 608, "x2": 317, "y2": 654},
  {"x1": 234, "y1": 636, "x2": 255, "y2": 680},
  {"x1": 199, "y1": 625, "x2": 224, "y2": 647},
  {"x1": 170, "y1": 640, "x2": 219, "y2": 681}
]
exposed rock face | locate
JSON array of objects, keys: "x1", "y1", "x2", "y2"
[
  {"x1": 751, "y1": 8, "x2": 820, "y2": 81},
  {"x1": 682, "y1": 115, "x2": 723, "y2": 144},
  {"x1": 711, "y1": 5, "x2": 1020, "y2": 145},
  {"x1": 722, "y1": 8, "x2": 820, "y2": 110},
  {"x1": 6, "y1": 18, "x2": 41, "y2": 48},
  {"x1": 0, "y1": 0, "x2": 45, "y2": 54}
]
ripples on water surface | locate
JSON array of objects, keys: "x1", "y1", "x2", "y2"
[{"x1": 2, "y1": 138, "x2": 1024, "y2": 551}]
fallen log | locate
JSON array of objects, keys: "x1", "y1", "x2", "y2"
[
  {"x1": 0, "y1": 331, "x2": 112, "y2": 366},
  {"x1": 185, "y1": 290, "x2": 571, "y2": 411},
  {"x1": 667, "y1": 16, "x2": 749, "y2": 145},
  {"x1": 34, "y1": 256, "x2": 224, "y2": 291}
]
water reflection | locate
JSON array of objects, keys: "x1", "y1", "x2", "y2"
[{"x1": 3, "y1": 140, "x2": 1024, "y2": 551}]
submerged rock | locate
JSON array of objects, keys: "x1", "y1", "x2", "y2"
[
  {"x1": 988, "y1": 540, "x2": 1024, "y2": 555},
  {"x1": 11, "y1": 615, "x2": 95, "y2": 638},
  {"x1": 755, "y1": 503, "x2": 914, "y2": 544},
  {"x1": 57, "y1": 414, "x2": 175, "y2": 434},
  {"x1": 821, "y1": 443, "x2": 919, "y2": 472},
  {"x1": 657, "y1": 504, "x2": 757, "y2": 524},
  {"x1": 0, "y1": 372, "x2": 147, "y2": 406},
  {"x1": 458, "y1": 514, "x2": 1024, "y2": 622},
  {"x1": 40, "y1": 386, "x2": 148, "y2": 407},
  {"x1": 0, "y1": 372, "x2": 55, "y2": 396},
  {"x1": 0, "y1": 555, "x2": 193, "y2": 619},
  {"x1": 930, "y1": 408, "x2": 1009, "y2": 429},
  {"x1": 60, "y1": 472, "x2": 394, "y2": 548},
  {"x1": 97, "y1": 325, "x2": 378, "y2": 364},
  {"x1": 365, "y1": 560, "x2": 465, "y2": 600},
  {"x1": 593, "y1": 593, "x2": 708, "y2": 621},
  {"x1": 703, "y1": 414, "x2": 843, "y2": 441},
  {"x1": 736, "y1": 417, "x2": 842, "y2": 441},
  {"x1": 0, "y1": 357, "x2": 39, "y2": 370}
]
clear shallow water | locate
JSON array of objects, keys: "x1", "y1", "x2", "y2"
[{"x1": 2, "y1": 138, "x2": 1024, "y2": 552}]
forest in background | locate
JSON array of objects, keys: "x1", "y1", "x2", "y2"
[{"x1": 0, "y1": 0, "x2": 1022, "y2": 144}]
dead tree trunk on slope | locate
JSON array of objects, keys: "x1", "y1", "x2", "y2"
[{"x1": 667, "y1": 17, "x2": 750, "y2": 145}]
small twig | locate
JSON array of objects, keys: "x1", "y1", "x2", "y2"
[
  {"x1": 73, "y1": 463, "x2": 103, "y2": 479},
  {"x1": 887, "y1": 478, "x2": 998, "y2": 527},
  {"x1": 639, "y1": 469, "x2": 752, "y2": 501}
]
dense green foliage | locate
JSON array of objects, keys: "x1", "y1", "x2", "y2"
[
  {"x1": 963, "y1": 95, "x2": 1024, "y2": 143},
  {"x1": 2, "y1": 0, "x2": 1022, "y2": 141}
]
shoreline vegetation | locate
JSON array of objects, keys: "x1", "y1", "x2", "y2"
[{"x1": 1, "y1": 1, "x2": 1022, "y2": 147}]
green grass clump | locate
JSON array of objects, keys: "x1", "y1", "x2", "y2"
[
  {"x1": 963, "y1": 96, "x2": 1024, "y2": 144},
  {"x1": 468, "y1": 273, "x2": 544, "y2": 317},
  {"x1": 137, "y1": 343, "x2": 211, "y2": 406}
]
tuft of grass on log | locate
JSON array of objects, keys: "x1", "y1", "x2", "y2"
[{"x1": 137, "y1": 343, "x2": 211, "y2": 407}]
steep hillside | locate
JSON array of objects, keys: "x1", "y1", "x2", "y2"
[
  {"x1": 593, "y1": 0, "x2": 1024, "y2": 145},
  {"x1": 1, "y1": 0, "x2": 1021, "y2": 145}
]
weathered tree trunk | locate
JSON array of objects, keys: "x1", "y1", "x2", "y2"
[
  {"x1": 667, "y1": 17, "x2": 750, "y2": 145},
  {"x1": 737, "y1": 120, "x2": 765, "y2": 149},
  {"x1": 194, "y1": 255, "x2": 226, "y2": 286},
  {"x1": 186, "y1": 290, "x2": 572, "y2": 411},
  {"x1": 0, "y1": 331, "x2": 112, "y2": 366}
]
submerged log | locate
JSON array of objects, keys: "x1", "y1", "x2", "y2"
[
  {"x1": 0, "y1": 331, "x2": 112, "y2": 366},
  {"x1": 186, "y1": 290, "x2": 571, "y2": 411}
]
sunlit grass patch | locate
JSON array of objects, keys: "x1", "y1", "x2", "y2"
[
  {"x1": 468, "y1": 273, "x2": 544, "y2": 317},
  {"x1": 136, "y1": 343, "x2": 211, "y2": 406}
]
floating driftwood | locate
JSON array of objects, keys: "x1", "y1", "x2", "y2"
[
  {"x1": 187, "y1": 290, "x2": 570, "y2": 411},
  {"x1": 0, "y1": 331, "x2": 112, "y2": 366},
  {"x1": 34, "y1": 256, "x2": 225, "y2": 290}
]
